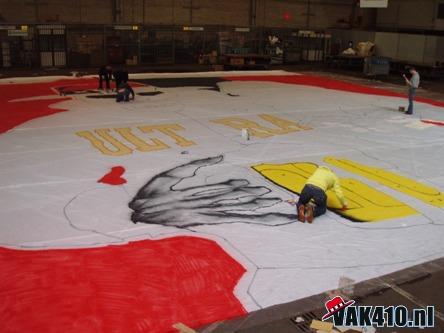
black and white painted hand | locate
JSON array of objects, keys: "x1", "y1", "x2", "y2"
[{"x1": 129, "y1": 156, "x2": 295, "y2": 228}]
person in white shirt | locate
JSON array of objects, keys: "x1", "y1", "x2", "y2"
[{"x1": 403, "y1": 67, "x2": 420, "y2": 115}]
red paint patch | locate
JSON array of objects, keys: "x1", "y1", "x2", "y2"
[
  {"x1": 98, "y1": 166, "x2": 127, "y2": 185},
  {"x1": 421, "y1": 119, "x2": 444, "y2": 127},
  {"x1": 226, "y1": 75, "x2": 444, "y2": 109},
  {"x1": 52, "y1": 78, "x2": 143, "y2": 95},
  {"x1": 0, "y1": 78, "x2": 84, "y2": 134},
  {"x1": 54, "y1": 78, "x2": 115, "y2": 94},
  {"x1": 0, "y1": 78, "x2": 144, "y2": 134},
  {"x1": 0, "y1": 97, "x2": 71, "y2": 134},
  {"x1": 0, "y1": 237, "x2": 246, "y2": 333}
]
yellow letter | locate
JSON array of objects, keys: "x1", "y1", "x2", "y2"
[
  {"x1": 114, "y1": 127, "x2": 170, "y2": 152},
  {"x1": 259, "y1": 114, "x2": 312, "y2": 133},
  {"x1": 139, "y1": 124, "x2": 196, "y2": 147},
  {"x1": 76, "y1": 129, "x2": 133, "y2": 156},
  {"x1": 211, "y1": 117, "x2": 275, "y2": 138}
]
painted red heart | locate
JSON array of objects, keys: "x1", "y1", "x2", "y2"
[{"x1": 98, "y1": 166, "x2": 127, "y2": 185}]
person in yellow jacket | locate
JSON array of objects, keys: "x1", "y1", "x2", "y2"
[{"x1": 297, "y1": 166, "x2": 348, "y2": 223}]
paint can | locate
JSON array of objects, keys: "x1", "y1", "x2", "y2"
[{"x1": 241, "y1": 128, "x2": 250, "y2": 140}]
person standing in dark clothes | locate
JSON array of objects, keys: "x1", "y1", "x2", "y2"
[
  {"x1": 122, "y1": 69, "x2": 129, "y2": 83},
  {"x1": 98, "y1": 65, "x2": 112, "y2": 90},
  {"x1": 116, "y1": 82, "x2": 135, "y2": 103},
  {"x1": 113, "y1": 69, "x2": 123, "y2": 91},
  {"x1": 113, "y1": 69, "x2": 129, "y2": 91}
]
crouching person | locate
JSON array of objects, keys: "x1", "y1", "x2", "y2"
[
  {"x1": 297, "y1": 166, "x2": 348, "y2": 223},
  {"x1": 116, "y1": 82, "x2": 135, "y2": 103}
]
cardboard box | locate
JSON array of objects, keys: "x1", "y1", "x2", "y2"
[
  {"x1": 230, "y1": 57, "x2": 245, "y2": 66},
  {"x1": 212, "y1": 64, "x2": 224, "y2": 71},
  {"x1": 310, "y1": 320, "x2": 334, "y2": 331},
  {"x1": 209, "y1": 55, "x2": 218, "y2": 64}
]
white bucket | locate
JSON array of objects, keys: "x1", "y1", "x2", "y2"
[{"x1": 241, "y1": 128, "x2": 250, "y2": 140}]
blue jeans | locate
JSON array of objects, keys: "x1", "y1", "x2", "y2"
[
  {"x1": 407, "y1": 87, "x2": 416, "y2": 114},
  {"x1": 297, "y1": 184, "x2": 327, "y2": 217}
]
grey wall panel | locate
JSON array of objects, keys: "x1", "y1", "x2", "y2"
[
  {"x1": 374, "y1": 32, "x2": 398, "y2": 58},
  {"x1": 376, "y1": 0, "x2": 399, "y2": 27},
  {"x1": 396, "y1": 0, "x2": 435, "y2": 29},
  {"x1": 436, "y1": 36, "x2": 444, "y2": 64},
  {"x1": 377, "y1": 0, "x2": 437, "y2": 30},
  {"x1": 375, "y1": 32, "x2": 443, "y2": 66},
  {"x1": 397, "y1": 34, "x2": 426, "y2": 64},
  {"x1": 423, "y1": 36, "x2": 438, "y2": 66},
  {"x1": 0, "y1": 0, "x2": 367, "y2": 30}
]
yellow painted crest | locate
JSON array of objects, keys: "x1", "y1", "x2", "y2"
[
  {"x1": 325, "y1": 157, "x2": 444, "y2": 208},
  {"x1": 252, "y1": 162, "x2": 418, "y2": 222}
]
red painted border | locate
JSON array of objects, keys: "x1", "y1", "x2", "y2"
[
  {"x1": 0, "y1": 78, "x2": 143, "y2": 134},
  {"x1": 421, "y1": 119, "x2": 444, "y2": 126},
  {"x1": 0, "y1": 236, "x2": 246, "y2": 333},
  {"x1": 226, "y1": 75, "x2": 444, "y2": 108},
  {"x1": 2, "y1": 74, "x2": 444, "y2": 134}
]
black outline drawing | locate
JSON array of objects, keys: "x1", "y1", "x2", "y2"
[
  {"x1": 86, "y1": 92, "x2": 163, "y2": 99},
  {"x1": 129, "y1": 156, "x2": 295, "y2": 228}
]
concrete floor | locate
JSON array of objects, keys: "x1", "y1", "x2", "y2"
[{"x1": 199, "y1": 258, "x2": 444, "y2": 332}]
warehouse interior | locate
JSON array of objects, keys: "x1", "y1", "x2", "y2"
[
  {"x1": 0, "y1": 0, "x2": 443, "y2": 74},
  {"x1": 1, "y1": 1, "x2": 444, "y2": 333}
]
